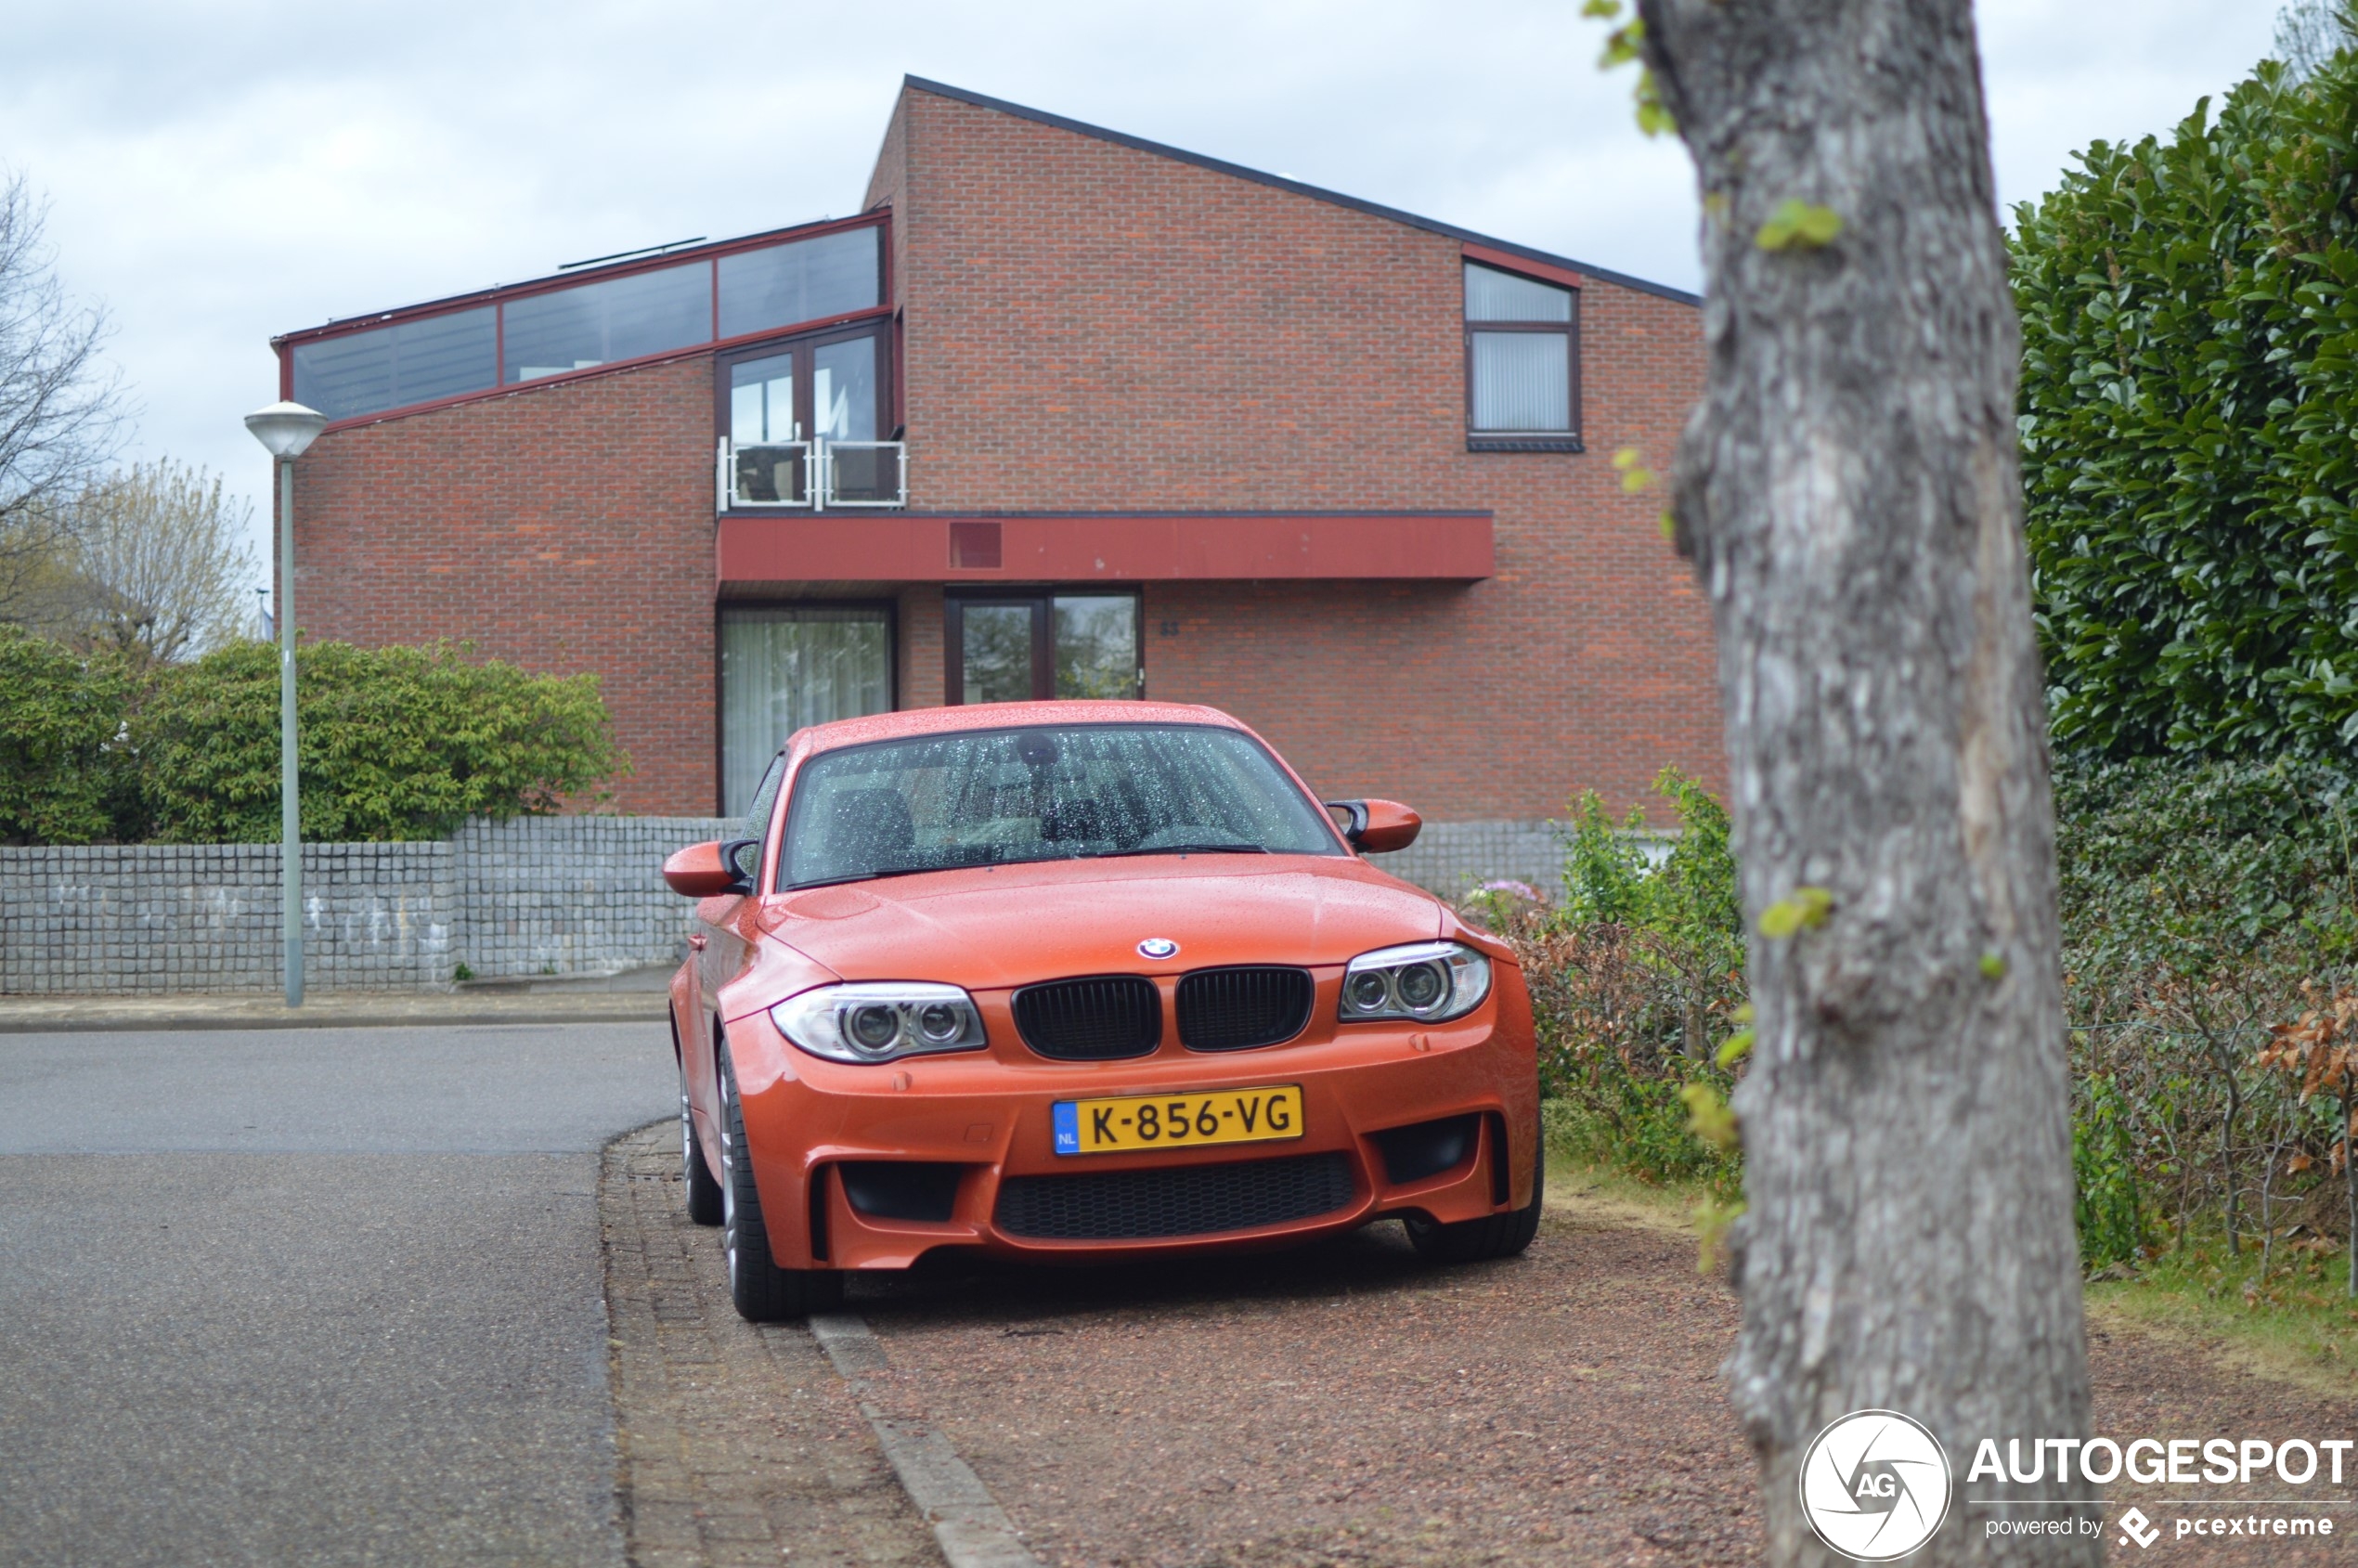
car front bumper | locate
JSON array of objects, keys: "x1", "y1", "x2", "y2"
[{"x1": 725, "y1": 981, "x2": 1539, "y2": 1272}]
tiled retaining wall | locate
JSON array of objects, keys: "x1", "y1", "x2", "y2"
[
  {"x1": 1, "y1": 817, "x2": 1573, "y2": 994},
  {"x1": 1367, "y1": 820, "x2": 1567, "y2": 901},
  {"x1": 1, "y1": 817, "x2": 727, "y2": 995},
  {"x1": 449, "y1": 816, "x2": 730, "y2": 982}
]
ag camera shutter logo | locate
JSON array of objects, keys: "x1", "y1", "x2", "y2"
[{"x1": 1799, "y1": 1409, "x2": 1952, "y2": 1562}]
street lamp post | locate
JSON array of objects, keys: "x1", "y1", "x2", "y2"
[{"x1": 244, "y1": 401, "x2": 329, "y2": 1007}]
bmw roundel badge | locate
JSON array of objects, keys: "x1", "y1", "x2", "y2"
[{"x1": 1136, "y1": 937, "x2": 1180, "y2": 960}]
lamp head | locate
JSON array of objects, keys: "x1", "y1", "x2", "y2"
[{"x1": 244, "y1": 401, "x2": 329, "y2": 459}]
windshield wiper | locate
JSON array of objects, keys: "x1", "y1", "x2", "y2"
[
  {"x1": 784, "y1": 869, "x2": 916, "y2": 890},
  {"x1": 788, "y1": 857, "x2": 993, "y2": 890},
  {"x1": 1088, "y1": 843, "x2": 1269, "y2": 859}
]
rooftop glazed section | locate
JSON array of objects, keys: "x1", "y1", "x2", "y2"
[{"x1": 289, "y1": 223, "x2": 882, "y2": 424}]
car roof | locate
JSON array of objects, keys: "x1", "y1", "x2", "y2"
[{"x1": 788, "y1": 700, "x2": 1249, "y2": 757}]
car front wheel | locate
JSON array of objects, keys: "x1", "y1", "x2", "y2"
[
  {"x1": 718, "y1": 1040, "x2": 844, "y2": 1322},
  {"x1": 1405, "y1": 1120, "x2": 1544, "y2": 1264}
]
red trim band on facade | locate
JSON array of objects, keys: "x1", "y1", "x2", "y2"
[
  {"x1": 1461, "y1": 242, "x2": 1583, "y2": 292},
  {"x1": 716, "y1": 512, "x2": 1494, "y2": 585}
]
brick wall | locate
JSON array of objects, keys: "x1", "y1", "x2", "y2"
[
  {"x1": 285, "y1": 360, "x2": 720, "y2": 816},
  {"x1": 877, "y1": 86, "x2": 1721, "y2": 823}
]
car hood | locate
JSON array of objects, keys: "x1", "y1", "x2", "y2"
[{"x1": 755, "y1": 853, "x2": 1445, "y2": 991}]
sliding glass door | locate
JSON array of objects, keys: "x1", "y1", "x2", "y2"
[{"x1": 719, "y1": 604, "x2": 893, "y2": 814}]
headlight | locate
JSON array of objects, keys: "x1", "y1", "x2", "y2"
[
  {"x1": 771, "y1": 982, "x2": 988, "y2": 1064},
  {"x1": 1338, "y1": 940, "x2": 1492, "y2": 1023}
]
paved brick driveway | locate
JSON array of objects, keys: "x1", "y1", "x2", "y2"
[{"x1": 609, "y1": 1124, "x2": 2358, "y2": 1568}]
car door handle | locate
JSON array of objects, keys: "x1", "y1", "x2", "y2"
[{"x1": 688, "y1": 934, "x2": 707, "y2": 951}]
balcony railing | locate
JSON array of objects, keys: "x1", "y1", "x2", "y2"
[{"x1": 717, "y1": 438, "x2": 906, "y2": 512}]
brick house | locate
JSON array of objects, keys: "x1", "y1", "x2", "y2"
[{"x1": 271, "y1": 77, "x2": 1717, "y2": 885}]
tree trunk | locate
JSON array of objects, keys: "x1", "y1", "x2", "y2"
[
  {"x1": 2213, "y1": 1039, "x2": 2244, "y2": 1256},
  {"x1": 1635, "y1": 2, "x2": 2093, "y2": 1562}
]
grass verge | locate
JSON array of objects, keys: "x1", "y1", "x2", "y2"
[
  {"x1": 1541, "y1": 1098, "x2": 1722, "y2": 1244},
  {"x1": 1539, "y1": 1099, "x2": 2358, "y2": 1394},
  {"x1": 2086, "y1": 1229, "x2": 2358, "y2": 1398}
]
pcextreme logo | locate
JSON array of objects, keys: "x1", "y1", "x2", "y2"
[{"x1": 1799, "y1": 1410, "x2": 1953, "y2": 1562}]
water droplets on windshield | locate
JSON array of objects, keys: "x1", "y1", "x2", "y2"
[{"x1": 779, "y1": 724, "x2": 1341, "y2": 888}]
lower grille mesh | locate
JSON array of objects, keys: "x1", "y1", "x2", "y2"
[{"x1": 995, "y1": 1151, "x2": 1355, "y2": 1240}]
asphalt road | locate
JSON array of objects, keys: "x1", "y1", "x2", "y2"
[{"x1": 0, "y1": 1022, "x2": 675, "y2": 1568}]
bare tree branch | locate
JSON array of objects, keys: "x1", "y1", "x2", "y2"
[
  {"x1": 38, "y1": 460, "x2": 260, "y2": 665},
  {"x1": 2275, "y1": 0, "x2": 2358, "y2": 78},
  {"x1": 0, "y1": 170, "x2": 123, "y2": 620}
]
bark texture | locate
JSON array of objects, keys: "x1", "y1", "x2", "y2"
[{"x1": 1633, "y1": 2, "x2": 2094, "y2": 1562}]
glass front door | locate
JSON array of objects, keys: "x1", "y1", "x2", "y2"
[{"x1": 949, "y1": 593, "x2": 1141, "y2": 705}]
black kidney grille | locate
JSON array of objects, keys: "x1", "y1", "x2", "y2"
[
  {"x1": 995, "y1": 1151, "x2": 1356, "y2": 1240},
  {"x1": 1177, "y1": 966, "x2": 1315, "y2": 1051},
  {"x1": 1013, "y1": 975, "x2": 1162, "y2": 1059}
]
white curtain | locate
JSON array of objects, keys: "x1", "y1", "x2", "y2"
[
  {"x1": 1470, "y1": 332, "x2": 1571, "y2": 432},
  {"x1": 720, "y1": 607, "x2": 891, "y2": 815}
]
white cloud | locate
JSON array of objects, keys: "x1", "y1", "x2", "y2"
[{"x1": 0, "y1": 0, "x2": 2287, "y2": 602}]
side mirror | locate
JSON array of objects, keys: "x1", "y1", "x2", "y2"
[
  {"x1": 663, "y1": 839, "x2": 758, "y2": 898},
  {"x1": 1323, "y1": 798, "x2": 1421, "y2": 854}
]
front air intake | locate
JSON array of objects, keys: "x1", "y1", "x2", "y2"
[
  {"x1": 994, "y1": 1151, "x2": 1356, "y2": 1239},
  {"x1": 837, "y1": 1161, "x2": 963, "y2": 1223},
  {"x1": 1012, "y1": 975, "x2": 1162, "y2": 1060},
  {"x1": 1369, "y1": 1114, "x2": 1481, "y2": 1186}
]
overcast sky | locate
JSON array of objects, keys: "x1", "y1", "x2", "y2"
[{"x1": 0, "y1": 1, "x2": 2287, "y2": 606}]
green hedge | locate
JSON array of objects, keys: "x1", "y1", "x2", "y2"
[
  {"x1": 1488, "y1": 756, "x2": 2358, "y2": 1269},
  {"x1": 0, "y1": 629, "x2": 135, "y2": 845},
  {"x1": 0, "y1": 628, "x2": 626, "y2": 844},
  {"x1": 2012, "y1": 49, "x2": 2358, "y2": 760}
]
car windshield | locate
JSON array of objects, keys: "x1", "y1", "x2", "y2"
[{"x1": 778, "y1": 723, "x2": 1342, "y2": 888}]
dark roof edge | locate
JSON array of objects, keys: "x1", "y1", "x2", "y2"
[{"x1": 900, "y1": 76, "x2": 1701, "y2": 309}]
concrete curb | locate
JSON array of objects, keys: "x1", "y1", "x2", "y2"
[{"x1": 809, "y1": 1313, "x2": 1045, "y2": 1568}]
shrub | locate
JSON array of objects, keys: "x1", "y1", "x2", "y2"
[
  {"x1": 0, "y1": 625, "x2": 136, "y2": 844},
  {"x1": 0, "y1": 629, "x2": 628, "y2": 844},
  {"x1": 2073, "y1": 1072, "x2": 2150, "y2": 1271},
  {"x1": 2055, "y1": 754, "x2": 2358, "y2": 1263},
  {"x1": 2012, "y1": 47, "x2": 2358, "y2": 761},
  {"x1": 1469, "y1": 768, "x2": 1747, "y2": 1199},
  {"x1": 1492, "y1": 755, "x2": 2358, "y2": 1270},
  {"x1": 136, "y1": 640, "x2": 626, "y2": 842}
]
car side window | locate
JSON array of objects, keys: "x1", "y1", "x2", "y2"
[{"x1": 735, "y1": 756, "x2": 786, "y2": 885}]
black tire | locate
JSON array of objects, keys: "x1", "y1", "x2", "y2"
[
  {"x1": 1406, "y1": 1119, "x2": 1545, "y2": 1264},
  {"x1": 718, "y1": 1043, "x2": 844, "y2": 1322},
  {"x1": 681, "y1": 1056, "x2": 724, "y2": 1227}
]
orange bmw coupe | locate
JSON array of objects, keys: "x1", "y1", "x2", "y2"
[{"x1": 661, "y1": 701, "x2": 1541, "y2": 1320}]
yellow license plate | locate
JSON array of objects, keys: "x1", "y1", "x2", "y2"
[{"x1": 1052, "y1": 1085, "x2": 1304, "y2": 1156}]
